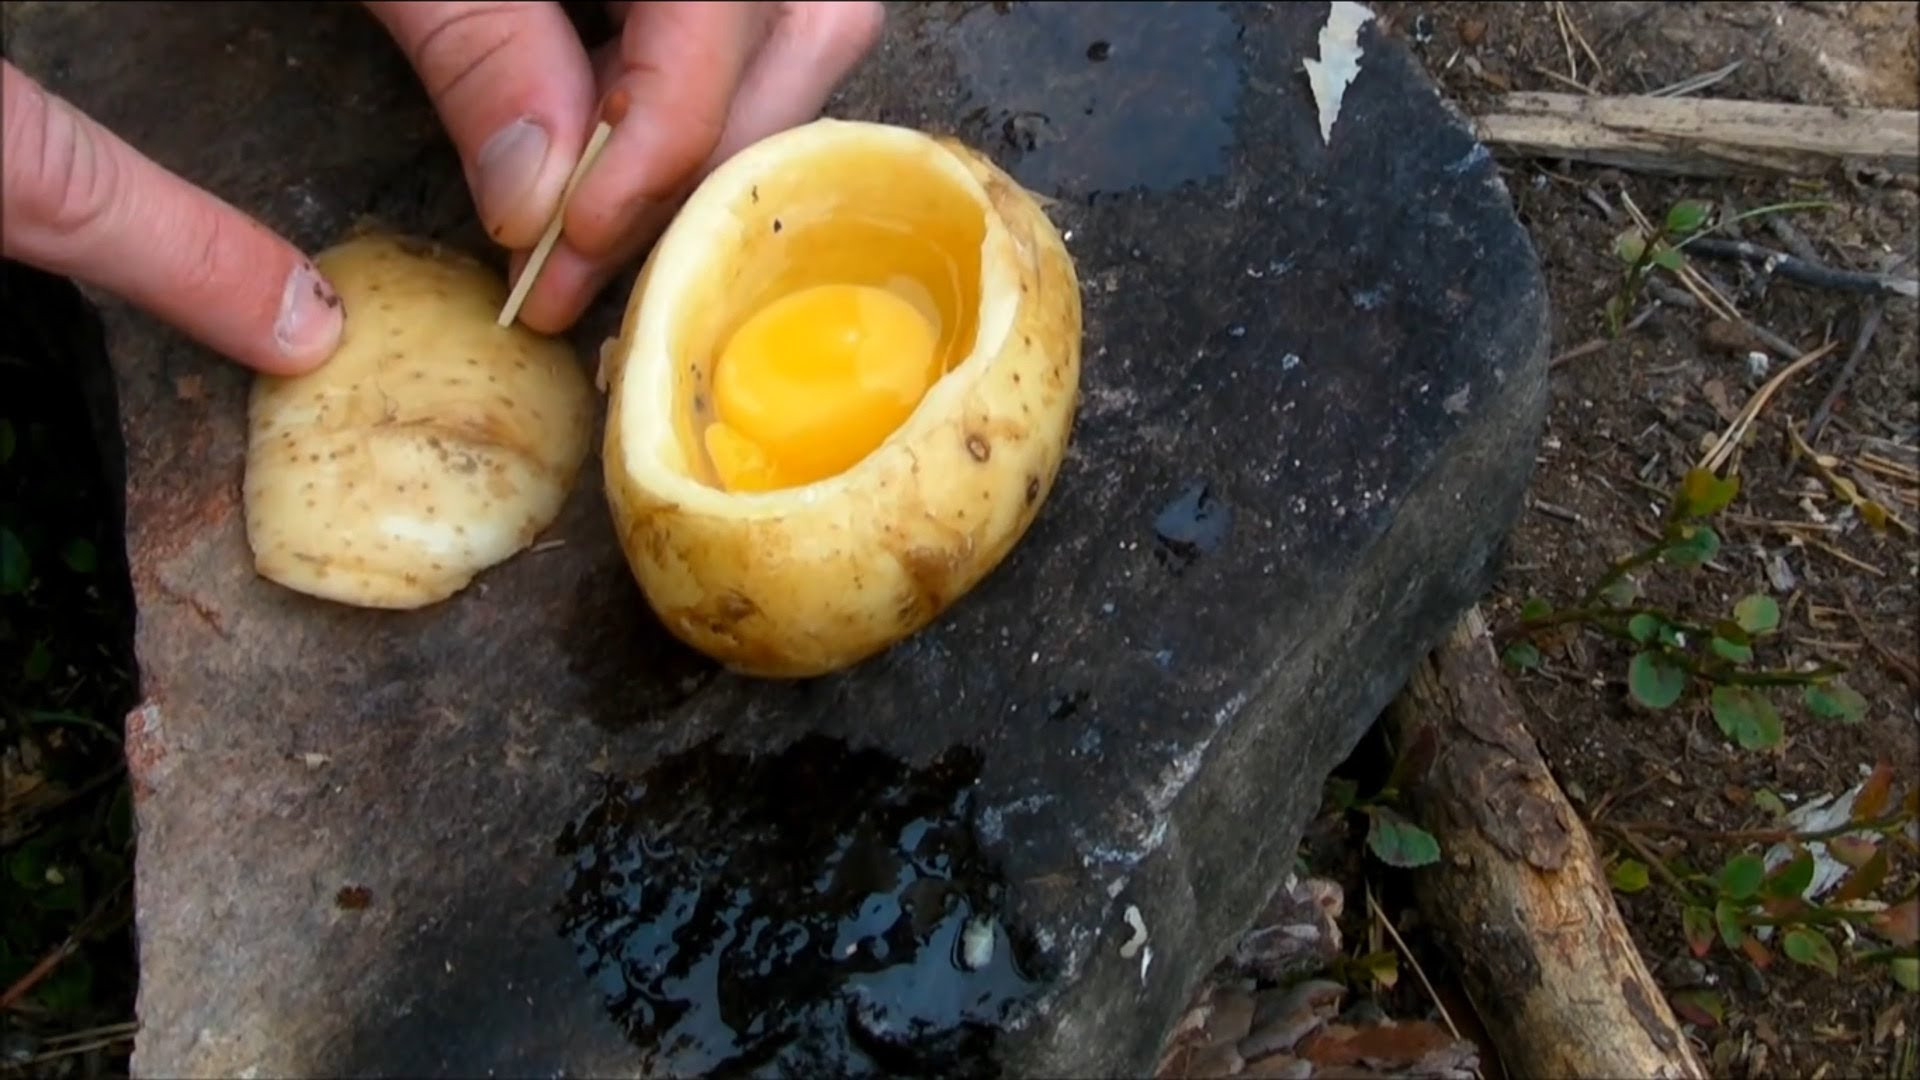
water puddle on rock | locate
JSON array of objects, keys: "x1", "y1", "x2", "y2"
[
  {"x1": 1153, "y1": 481, "x2": 1233, "y2": 570},
  {"x1": 554, "y1": 735, "x2": 1040, "y2": 1077},
  {"x1": 935, "y1": 0, "x2": 1244, "y2": 198}
]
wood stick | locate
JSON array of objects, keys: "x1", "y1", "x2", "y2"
[
  {"x1": 1472, "y1": 92, "x2": 1920, "y2": 178},
  {"x1": 1682, "y1": 237, "x2": 1919, "y2": 299},
  {"x1": 1384, "y1": 606, "x2": 1709, "y2": 1080},
  {"x1": 496, "y1": 118, "x2": 614, "y2": 328}
]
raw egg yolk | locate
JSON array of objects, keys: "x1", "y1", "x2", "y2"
[{"x1": 705, "y1": 282, "x2": 941, "y2": 492}]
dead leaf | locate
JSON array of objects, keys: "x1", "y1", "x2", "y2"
[
  {"x1": 1701, "y1": 319, "x2": 1767, "y2": 356},
  {"x1": 1204, "y1": 986, "x2": 1257, "y2": 1047},
  {"x1": 1184, "y1": 1042, "x2": 1245, "y2": 1078},
  {"x1": 1701, "y1": 379, "x2": 1740, "y2": 424},
  {"x1": 1296, "y1": 1019, "x2": 1462, "y2": 1069}
]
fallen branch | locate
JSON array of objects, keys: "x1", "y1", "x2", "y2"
[
  {"x1": 1385, "y1": 606, "x2": 1709, "y2": 1080},
  {"x1": 1473, "y1": 92, "x2": 1920, "y2": 179},
  {"x1": 1681, "y1": 238, "x2": 1919, "y2": 299}
]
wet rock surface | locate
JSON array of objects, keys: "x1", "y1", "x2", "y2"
[{"x1": 3, "y1": 2, "x2": 1548, "y2": 1077}]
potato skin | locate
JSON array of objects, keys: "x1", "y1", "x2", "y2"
[
  {"x1": 244, "y1": 232, "x2": 594, "y2": 608},
  {"x1": 603, "y1": 131, "x2": 1082, "y2": 678}
]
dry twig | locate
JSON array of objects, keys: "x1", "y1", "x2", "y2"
[
  {"x1": 1683, "y1": 239, "x2": 1919, "y2": 299},
  {"x1": 1699, "y1": 340, "x2": 1838, "y2": 471},
  {"x1": 1805, "y1": 300, "x2": 1887, "y2": 444}
]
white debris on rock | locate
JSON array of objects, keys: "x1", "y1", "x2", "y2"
[{"x1": 1303, "y1": 1, "x2": 1376, "y2": 145}]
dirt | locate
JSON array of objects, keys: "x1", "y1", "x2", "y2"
[
  {"x1": 1297, "y1": 3, "x2": 1919, "y2": 1079},
  {"x1": 3, "y1": 2, "x2": 1916, "y2": 1078}
]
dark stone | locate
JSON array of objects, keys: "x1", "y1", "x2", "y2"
[{"x1": 2, "y1": 1, "x2": 1548, "y2": 1077}]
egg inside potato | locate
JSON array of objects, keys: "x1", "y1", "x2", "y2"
[
  {"x1": 244, "y1": 231, "x2": 595, "y2": 609},
  {"x1": 602, "y1": 119, "x2": 1082, "y2": 678}
]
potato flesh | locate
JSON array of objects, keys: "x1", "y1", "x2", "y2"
[
  {"x1": 604, "y1": 120, "x2": 1081, "y2": 677},
  {"x1": 244, "y1": 233, "x2": 594, "y2": 608}
]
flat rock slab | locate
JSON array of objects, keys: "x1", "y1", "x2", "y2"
[{"x1": 5, "y1": 2, "x2": 1548, "y2": 1077}]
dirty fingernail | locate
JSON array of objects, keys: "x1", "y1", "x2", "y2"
[
  {"x1": 273, "y1": 261, "x2": 343, "y2": 364},
  {"x1": 475, "y1": 118, "x2": 552, "y2": 235}
]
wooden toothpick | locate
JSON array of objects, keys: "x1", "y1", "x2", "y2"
[{"x1": 496, "y1": 91, "x2": 629, "y2": 328}]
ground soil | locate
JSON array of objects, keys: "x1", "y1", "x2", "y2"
[
  {"x1": 1301, "y1": 3, "x2": 1920, "y2": 1079},
  {"x1": 3, "y1": 3, "x2": 1916, "y2": 1078}
]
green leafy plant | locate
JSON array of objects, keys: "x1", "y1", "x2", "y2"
[
  {"x1": 1608, "y1": 763, "x2": 1918, "y2": 998},
  {"x1": 1326, "y1": 727, "x2": 1442, "y2": 870},
  {"x1": 1603, "y1": 196, "x2": 1834, "y2": 336},
  {"x1": 1502, "y1": 466, "x2": 1867, "y2": 751}
]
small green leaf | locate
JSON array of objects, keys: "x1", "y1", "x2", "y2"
[
  {"x1": 1662, "y1": 524, "x2": 1721, "y2": 568},
  {"x1": 1650, "y1": 245, "x2": 1685, "y2": 271},
  {"x1": 1682, "y1": 905, "x2": 1715, "y2": 957},
  {"x1": 1604, "y1": 293, "x2": 1628, "y2": 335},
  {"x1": 1733, "y1": 594, "x2": 1780, "y2": 635},
  {"x1": 33, "y1": 955, "x2": 93, "y2": 1013},
  {"x1": 1764, "y1": 848, "x2": 1816, "y2": 900},
  {"x1": 1503, "y1": 641, "x2": 1542, "y2": 672},
  {"x1": 1598, "y1": 578, "x2": 1638, "y2": 607},
  {"x1": 1325, "y1": 777, "x2": 1359, "y2": 812},
  {"x1": 0, "y1": 527, "x2": 28, "y2": 596},
  {"x1": 1629, "y1": 651, "x2": 1688, "y2": 709},
  {"x1": 1890, "y1": 957, "x2": 1918, "y2": 992},
  {"x1": 1804, "y1": 683, "x2": 1867, "y2": 724},
  {"x1": 21, "y1": 640, "x2": 52, "y2": 683},
  {"x1": 1670, "y1": 988, "x2": 1724, "y2": 1028},
  {"x1": 1712, "y1": 620, "x2": 1751, "y2": 648},
  {"x1": 1610, "y1": 859, "x2": 1651, "y2": 894},
  {"x1": 1720, "y1": 854, "x2": 1767, "y2": 901},
  {"x1": 1614, "y1": 229, "x2": 1649, "y2": 264},
  {"x1": 7, "y1": 843, "x2": 47, "y2": 889},
  {"x1": 1677, "y1": 468, "x2": 1739, "y2": 519},
  {"x1": 1715, "y1": 899, "x2": 1747, "y2": 948},
  {"x1": 1752, "y1": 789, "x2": 1788, "y2": 818},
  {"x1": 0, "y1": 418, "x2": 14, "y2": 465},
  {"x1": 59, "y1": 536, "x2": 97, "y2": 575},
  {"x1": 1365, "y1": 807, "x2": 1442, "y2": 868},
  {"x1": 1711, "y1": 685, "x2": 1783, "y2": 750},
  {"x1": 1520, "y1": 597, "x2": 1553, "y2": 621},
  {"x1": 1782, "y1": 928, "x2": 1839, "y2": 976},
  {"x1": 1628, "y1": 613, "x2": 1663, "y2": 644},
  {"x1": 1666, "y1": 199, "x2": 1712, "y2": 236},
  {"x1": 1710, "y1": 637, "x2": 1755, "y2": 664}
]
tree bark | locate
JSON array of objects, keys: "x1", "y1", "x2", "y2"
[
  {"x1": 1385, "y1": 606, "x2": 1709, "y2": 1080},
  {"x1": 1472, "y1": 92, "x2": 1920, "y2": 178}
]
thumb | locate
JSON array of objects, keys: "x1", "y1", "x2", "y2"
[
  {"x1": 363, "y1": 1, "x2": 597, "y2": 250},
  {"x1": 0, "y1": 61, "x2": 342, "y2": 376}
]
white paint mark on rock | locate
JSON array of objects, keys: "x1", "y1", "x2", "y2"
[
  {"x1": 1119, "y1": 903, "x2": 1149, "y2": 959},
  {"x1": 1303, "y1": 1, "x2": 1376, "y2": 144}
]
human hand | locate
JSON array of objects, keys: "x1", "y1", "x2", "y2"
[
  {"x1": 0, "y1": 2, "x2": 882, "y2": 379},
  {"x1": 1, "y1": 59, "x2": 347, "y2": 375},
  {"x1": 365, "y1": 0, "x2": 887, "y2": 334}
]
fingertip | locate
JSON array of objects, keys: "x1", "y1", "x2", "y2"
[{"x1": 260, "y1": 259, "x2": 346, "y2": 375}]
